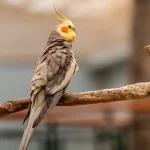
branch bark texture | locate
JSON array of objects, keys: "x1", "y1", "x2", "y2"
[{"x1": 0, "y1": 82, "x2": 150, "y2": 118}]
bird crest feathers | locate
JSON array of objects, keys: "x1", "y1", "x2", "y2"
[
  {"x1": 54, "y1": 4, "x2": 76, "y2": 42},
  {"x1": 54, "y1": 5, "x2": 74, "y2": 26}
]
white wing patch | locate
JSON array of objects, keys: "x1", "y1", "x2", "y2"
[{"x1": 50, "y1": 52, "x2": 77, "y2": 94}]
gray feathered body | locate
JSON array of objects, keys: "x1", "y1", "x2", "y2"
[{"x1": 19, "y1": 31, "x2": 78, "y2": 150}]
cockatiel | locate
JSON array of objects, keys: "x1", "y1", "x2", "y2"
[{"x1": 19, "y1": 7, "x2": 78, "y2": 150}]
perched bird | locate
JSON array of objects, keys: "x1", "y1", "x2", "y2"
[{"x1": 19, "y1": 7, "x2": 78, "y2": 150}]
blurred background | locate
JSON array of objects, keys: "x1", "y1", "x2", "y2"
[{"x1": 0, "y1": 0, "x2": 150, "y2": 149}]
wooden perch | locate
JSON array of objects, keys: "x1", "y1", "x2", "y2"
[
  {"x1": 0, "y1": 82, "x2": 150, "y2": 118},
  {"x1": 144, "y1": 45, "x2": 150, "y2": 55},
  {"x1": 0, "y1": 46, "x2": 149, "y2": 118}
]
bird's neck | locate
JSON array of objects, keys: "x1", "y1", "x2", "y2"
[{"x1": 45, "y1": 31, "x2": 72, "y2": 49}]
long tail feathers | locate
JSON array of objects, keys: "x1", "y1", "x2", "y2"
[
  {"x1": 33, "y1": 90, "x2": 63, "y2": 128},
  {"x1": 19, "y1": 90, "x2": 63, "y2": 150},
  {"x1": 19, "y1": 104, "x2": 43, "y2": 150}
]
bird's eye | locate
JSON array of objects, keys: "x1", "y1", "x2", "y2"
[{"x1": 68, "y1": 25, "x2": 72, "y2": 29}]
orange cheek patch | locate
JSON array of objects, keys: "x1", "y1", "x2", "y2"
[{"x1": 61, "y1": 26, "x2": 68, "y2": 33}]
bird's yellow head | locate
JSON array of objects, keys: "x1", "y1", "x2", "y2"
[{"x1": 55, "y1": 7, "x2": 76, "y2": 43}]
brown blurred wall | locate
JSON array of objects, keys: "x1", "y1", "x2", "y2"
[
  {"x1": 132, "y1": 0, "x2": 150, "y2": 150},
  {"x1": 132, "y1": 0, "x2": 150, "y2": 82}
]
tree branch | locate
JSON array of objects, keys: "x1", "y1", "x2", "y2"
[
  {"x1": 0, "y1": 82, "x2": 150, "y2": 118},
  {"x1": 144, "y1": 45, "x2": 150, "y2": 55}
]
